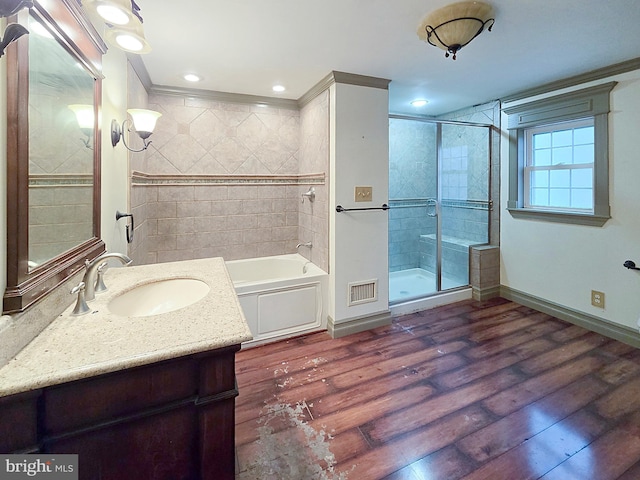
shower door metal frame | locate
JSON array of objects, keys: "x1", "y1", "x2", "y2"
[{"x1": 389, "y1": 114, "x2": 492, "y2": 299}]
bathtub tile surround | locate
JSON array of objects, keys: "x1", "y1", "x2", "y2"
[{"x1": 129, "y1": 89, "x2": 330, "y2": 272}]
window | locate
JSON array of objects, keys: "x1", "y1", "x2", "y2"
[
  {"x1": 504, "y1": 82, "x2": 616, "y2": 226},
  {"x1": 525, "y1": 119, "x2": 594, "y2": 213}
]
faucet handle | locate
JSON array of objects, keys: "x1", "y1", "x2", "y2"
[
  {"x1": 94, "y1": 261, "x2": 108, "y2": 293},
  {"x1": 70, "y1": 282, "x2": 91, "y2": 316}
]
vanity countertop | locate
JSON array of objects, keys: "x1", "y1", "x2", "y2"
[{"x1": 0, "y1": 257, "x2": 253, "y2": 398}]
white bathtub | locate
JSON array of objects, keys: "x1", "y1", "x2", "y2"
[{"x1": 225, "y1": 254, "x2": 328, "y2": 347}]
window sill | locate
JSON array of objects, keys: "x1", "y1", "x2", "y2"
[{"x1": 507, "y1": 208, "x2": 610, "y2": 227}]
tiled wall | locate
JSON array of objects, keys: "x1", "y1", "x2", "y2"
[
  {"x1": 298, "y1": 91, "x2": 329, "y2": 272},
  {"x1": 28, "y1": 86, "x2": 94, "y2": 266},
  {"x1": 389, "y1": 102, "x2": 499, "y2": 283},
  {"x1": 388, "y1": 117, "x2": 491, "y2": 274},
  {"x1": 388, "y1": 119, "x2": 437, "y2": 272},
  {"x1": 438, "y1": 101, "x2": 501, "y2": 245},
  {"x1": 438, "y1": 101, "x2": 501, "y2": 296},
  {"x1": 29, "y1": 184, "x2": 93, "y2": 265},
  {"x1": 128, "y1": 84, "x2": 329, "y2": 269}
]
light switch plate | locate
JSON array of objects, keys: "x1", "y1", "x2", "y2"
[{"x1": 355, "y1": 186, "x2": 372, "y2": 202}]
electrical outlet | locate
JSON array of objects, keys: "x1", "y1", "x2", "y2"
[
  {"x1": 355, "y1": 186, "x2": 373, "y2": 202},
  {"x1": 591, "y1": 290, "x2": 605, "y2": 308}
]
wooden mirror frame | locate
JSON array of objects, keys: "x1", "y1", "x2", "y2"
[{"x1": 3, "y1": 0, "x2": 106, "y2": 313}]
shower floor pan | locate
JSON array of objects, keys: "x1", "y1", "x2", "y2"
[{"x1": 389, "y1": 268, "x2": 464, "y2": 304}]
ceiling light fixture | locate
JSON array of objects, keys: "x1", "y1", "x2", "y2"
[
  {"x1": 92, "y1": 0, "x2": 137, "y2": 25},
  {"x1": 272, "y1": 85, "x2": 286, "y2": 93},
  {"x1": 111, "y1": 108, "x2": 162, "y2": 152},
  {"x1": 411, "y1": 99, "x2": 429, "y2": 107},
  {"x1": 417, "y1": 1, "x2": 494, "y2": 60},
  {"x1": 104, "y1": 16, "x2": 151, "y2": 54},
  {"x1": 184, "y1": 73, "x2": 201, "y2": 82}
]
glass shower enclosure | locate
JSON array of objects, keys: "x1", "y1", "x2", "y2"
[{"x1": 388, "y1": 116, "x2": 491, "y2": 304}]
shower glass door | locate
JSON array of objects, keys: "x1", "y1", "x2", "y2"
[{"x1": 388, "y1": 117, "x2": 490, "y2": 304}]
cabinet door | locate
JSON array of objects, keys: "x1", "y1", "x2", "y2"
[
  {"x1": 0, "y1": 390, "x2": 39, "y2": 453},
  {"x1": 45, "y1": 406, "x2": 198, "y2": 480}
]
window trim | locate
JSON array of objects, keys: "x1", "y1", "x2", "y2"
[{"x1": 504, "y1": 82, "x2": 616, "y2": 227}]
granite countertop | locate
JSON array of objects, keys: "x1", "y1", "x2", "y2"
[{"x1": 0, "y1": 257, "x2": 253, "y2": 398}]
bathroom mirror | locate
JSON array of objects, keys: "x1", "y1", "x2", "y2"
[{"x1": 4, "y1": 0, "x2": 106, "y2": 313}]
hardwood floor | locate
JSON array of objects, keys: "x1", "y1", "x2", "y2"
[{"x1": 234, "y1": 297, "x2": 640, "y2": 479}]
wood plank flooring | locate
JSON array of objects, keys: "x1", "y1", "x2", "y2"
[{"x1": 234, "y1": 297, "x2": 640, "y2": 479}]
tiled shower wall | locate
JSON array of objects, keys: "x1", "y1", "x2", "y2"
[
  {"x1": 389, "y1": 101, "x2": 500, "y2": 282},
  {"x1": 438, "y1": 101, "x2": 501, "y2": 245},
  {"x1": 438, "y1": 101, "x2": 501, "y2": 294},
  {"x1": 388, "y1": 119, "x2": 437, "y2": 272},
  {"x1": 127, "y1": 69, "x2": 329, "y2": 270}
]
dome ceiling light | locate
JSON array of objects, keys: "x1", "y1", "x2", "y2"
[{"x1": 417, "y1": 1, "x2": 495, "y2": 60}]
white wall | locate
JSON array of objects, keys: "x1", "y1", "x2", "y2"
[
  {"x1": 500, "y1": 69, "x2": 640, "y2": 330},
  {"x1": 100, "y1": 49, "x2": 131, "y2": 257},
  {"x1": 329, "y1": 82, "x2": 390, "y2": 325}
]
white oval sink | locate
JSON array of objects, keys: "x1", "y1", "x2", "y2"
[{"x1": 108, "y1": 278, "x2": 210, "y2": 317}]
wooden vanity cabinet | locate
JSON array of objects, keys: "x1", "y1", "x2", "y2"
[{"x1": 0, "y1": 344, "x2": 240, "y2": 480}]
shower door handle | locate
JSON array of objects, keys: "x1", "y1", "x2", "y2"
[{"x1": 426, "y1": 198, "x2": 438, "y2": 217}]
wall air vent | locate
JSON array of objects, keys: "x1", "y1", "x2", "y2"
[{"x1": 348, "y1": 279, "x2": 378, "y2": 306}]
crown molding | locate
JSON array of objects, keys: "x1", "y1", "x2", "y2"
[
  {"x1": 502, "y1": 57, "x2": 640, "y2": 103},
  {"x1": 148, "y1": 84, "x2": 300, "y2": 110},
  {"x1": 298, "y1": 70, "x2": 391, "y2": 108}
]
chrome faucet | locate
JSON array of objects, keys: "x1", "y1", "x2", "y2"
[
  {"x1": 296, "y1": 242, "x2": 312, "y2": 250},
  {"x1": 83, "y1": 252, "x2": 132, "y2": 301}
]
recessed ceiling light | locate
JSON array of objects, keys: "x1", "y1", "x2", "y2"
[
  {"x1": 184, "y1": 74, "x2": 201, "y2": 82},
  {"x1": 411, "y1": 99, "x2": 429, "y2": 107},
  {"x1": 272, "y1": 85, "x2": 286, "y2": 93}
]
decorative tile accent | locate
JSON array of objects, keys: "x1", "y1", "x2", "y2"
[{"x1": 131, "y1": 171, "x2": 325, "y2": 186}]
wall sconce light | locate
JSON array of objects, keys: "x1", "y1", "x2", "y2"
[
  {"x1": 111, "y1": 108, "x2": 162, "y2": 152},
  {"x1": 68, "y1": 104, "x2": 94, "y2": 149},
  {"x1": 417, "y1": 1, "x2": 494, "y2": 60}
]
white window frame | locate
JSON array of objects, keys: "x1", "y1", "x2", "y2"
[
  {"x1": 504, "y1": 82, "x2": 616, "y2": 227},
  {"x1": 523, "y1": 118, "x2": 594, "y2": 214}
]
